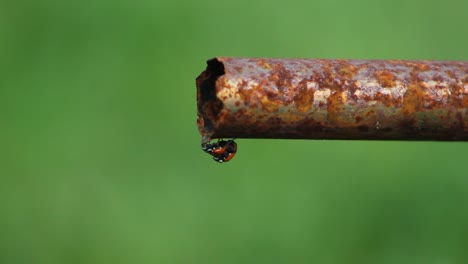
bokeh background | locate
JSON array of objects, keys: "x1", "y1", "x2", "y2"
[{"x1": 1, "y1": 0, "x2": 468, "y2": 263}]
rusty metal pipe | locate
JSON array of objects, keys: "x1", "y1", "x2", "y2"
[{"x1": 196, "y1": 57, "x2": 468, "y2": 143}]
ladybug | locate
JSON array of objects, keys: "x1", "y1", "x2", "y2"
[{"x1": 202, "y1": 139, "x2": 237, "y2": 163}]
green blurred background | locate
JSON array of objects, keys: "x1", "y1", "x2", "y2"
[{"x1": 1, "y1": 0, "x2": 468, "y2": 263}]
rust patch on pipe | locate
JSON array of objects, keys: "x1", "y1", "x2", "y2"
[
  {"x1": 375, "y1": 70, "x2": 396, "y2": 88},
  {"x1": 196, "y1": 57, "x2": 468, "y2": 144}
]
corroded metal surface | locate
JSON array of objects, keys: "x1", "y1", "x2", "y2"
[{"x1": 197, "y1": 57, "x2": 468, "y2": 143}]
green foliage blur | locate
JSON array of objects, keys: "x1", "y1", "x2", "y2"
[{"x1": 1, "y1": 0, "x2": 468, "y2": 263}]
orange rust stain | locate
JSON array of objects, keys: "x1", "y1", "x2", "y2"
[
  {"x1": 402, "y1": 69, "x2": 428, "y2": 115},
  {"x1": 293, "y1": 85, "x2": 314, "y2": 113},
  {"x1": 217, "y1": 79, "x2": 232, "y2": 89},
  {"x1": 315, "y1": 65, "x2": 342, "y2": 91},
  {"x1": 374, "y1": 91, "x2": 393, "y2": 107},
  {"x1": 337, "y1": 62, "x2": 358, "y2": 79},
  {"x1": 322, "y1": 65, "x2": 335, "y2": 81},
  {"x1": 258, "y1": 86, "x2": 282, "y2": 112},
  {"x1": 446, "y1": 70, "x2": 456, "y2": 79},
  {"x1": 327, "y1": 91, "x2": 346, "y2": 119},
  {"x1": 402, "y1": 82, "x2": 424, "y2": 115},
  {"x1": 400, "y1": 61, "x2": 430, "y2": 72},
  {"x1": 237, "y1": 79, "x2": 248, "y2": 89},
  {"x1": 413, "y1": 63, "x2": 430, "y2": 72},
  {"x1": 265, "y1": 90, "x2": 279, "y2": 101},
  {"x1": 375, "y1": 70, "x2": 396, "y2": 88},
  {"x1": 366, "y1": 110, "x2": 375, "y2": 117},
  {"x1": 448, "y1": 82, "x2": 468, "y2": 107},
  {"x1": 269, "y1": 63, "x2": 294, "y2": 93},
  {"x1": 234, "y1": 108, "x2": 247, "y2": 119},
  {"x1": 268, "y1": 73, "x2": 279, "y2": 84},
  {"x1": 237, "y1": 82, "x2": 254, "y2": 106},
  {"x1": 355, "y1": 116, "x2": 362, "y2": 123},
  {"x1": 257, "y1": 60, "x2": 271, "y2": 70},
  {"x1": 447, "y1": 82, "x2": 460, "y2": 94},
  {"x1": 260, "y1": 99, "x2": 280, "y2": 112}
]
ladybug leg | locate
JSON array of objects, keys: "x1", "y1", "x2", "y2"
[
  {"x1": 213, "y1": 155, "x2": 223, "y2": 163},
  {"x1": 202, "y1": 143, "x2": 214, "y2": 153}
]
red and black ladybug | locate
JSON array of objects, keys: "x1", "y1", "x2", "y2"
[{"x1": 202, "y1": 139, "x2": 237, "y2": 163}]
